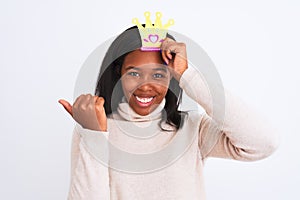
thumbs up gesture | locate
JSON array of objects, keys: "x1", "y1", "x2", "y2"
[{"x1": 58, "y1": 94, "x2": 107, "y2": 132}]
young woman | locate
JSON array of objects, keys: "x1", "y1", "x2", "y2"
[{"x1": 59, "y1": 26, "x2": 279, "y2": 200}]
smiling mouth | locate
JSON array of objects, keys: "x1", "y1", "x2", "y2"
[{"x1": 134, "y1": 95, "x2": 155, "y2": 107}]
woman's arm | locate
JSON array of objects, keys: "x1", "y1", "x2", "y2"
[
  {"x1": 161, "y1": 38, "x2": 279, "y2": 161},
  {"x1": 67, "y1": 126, "x2": 110, "y2": 200},
  {"x1": 179, "y1": 66, "x2": 280, "y2": 161}
]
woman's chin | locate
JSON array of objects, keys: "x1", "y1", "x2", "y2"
[{"x1": 131, "y1": 104, "x2": 160, "y2": 116}]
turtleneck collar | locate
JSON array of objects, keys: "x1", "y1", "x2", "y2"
[{"x1": 117, "y1": 97, "x2": 166, "y2": 122}]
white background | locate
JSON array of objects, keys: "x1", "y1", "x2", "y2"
[{"x1": 1, "y1": 0, "x2": 299, "y2": 199}]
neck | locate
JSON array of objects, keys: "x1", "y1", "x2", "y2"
[{"x1": 117, "y1": 97, "x2": 166, "y2": 122}]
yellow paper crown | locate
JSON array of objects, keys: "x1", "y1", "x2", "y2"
[{"x1": 132, "y1": 12, "x2": 174, "y2": 51}]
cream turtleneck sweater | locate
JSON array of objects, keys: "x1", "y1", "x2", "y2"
[{"x1": 67, "y1": 67, "x2": 279, "y2": 200}]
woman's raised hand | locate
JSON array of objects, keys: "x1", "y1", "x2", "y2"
[
  {"x1": 161, "y1": 38, "x2": 188, "y2": 81},
  {"x1": 58, "y1": 95, "x2": 107, "y2": 132}
]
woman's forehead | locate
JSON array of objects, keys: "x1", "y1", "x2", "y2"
[{"x1": 123, "y1": 49, "x2": 164, "y2": 66}]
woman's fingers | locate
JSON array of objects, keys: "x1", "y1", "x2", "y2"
[
  {"x1": 94, "y1": 96, "x2": 107, "y2": 131},
  {"x1": 161, "y1": 38, "x2": 186, "y2": 63},
  {"x1": 94, "y1": 96, "x2": 105, "y2": 110},
  {"x1": 160, "y1": 38, "x2": 188, "y2": 81},
  {"x1": 58, "y1": 99, "x2": 73, "y2": 116},
  {"x1": 161, "y1": 49, "x2": 169, "y2": 65},
  {"x1": 59, "y1": 95, "x2": 107, "y2": 132},
  {"x1": 162, "y1": 49, "x2": 174, "y2": 65},
  {"x1": 73, "y1": 94, "x2": 91, "y2": 110},
  {"x1": 161, "y1": 38, "x2": 174, "y2": 64}
]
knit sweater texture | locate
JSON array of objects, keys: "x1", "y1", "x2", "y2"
[{"x1": 67, "y1": 66, "x2": 279, "y2": 200}]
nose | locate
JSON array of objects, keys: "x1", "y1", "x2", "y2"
[
  {"x1": 137, "y1": 75, "x2": 154, "y2": 92},
  {"x1": 137, "y1": 81, "x2": 153, "y2": 92}
]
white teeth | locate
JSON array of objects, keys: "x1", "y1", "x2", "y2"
[{"x1": 135, "y1": 96, "x2": 153, "y2": 103}]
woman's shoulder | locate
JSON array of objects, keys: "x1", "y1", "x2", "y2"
[
  {"x1": 182, "y1": 109, "x2": 205, "y2": 121},
  {"x1": 178, "y1": 109, "x2": 206, "y2": 131}
]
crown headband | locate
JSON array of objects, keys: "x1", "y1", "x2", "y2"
[{"x1": 132, "y1": 12, "x2": 174, "y2": 51}]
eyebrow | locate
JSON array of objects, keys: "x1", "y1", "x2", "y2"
[
  {"x1": 153, "y1": 67, "x2": 167, "y2": 73},
  {"x1": 125, "y1": 66, "x2": 141, "y2": 71},
  {"x1": 125, "y1": 66, "x2": 168, "y2": 73}
]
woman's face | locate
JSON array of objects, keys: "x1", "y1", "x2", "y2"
[{"x1": 121, "y1": 50, "x2": 171, "y2": 116}]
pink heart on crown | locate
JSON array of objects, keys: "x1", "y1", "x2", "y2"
[{"x1": 148, "y1": 34, "x2": 159, "y2": 43}]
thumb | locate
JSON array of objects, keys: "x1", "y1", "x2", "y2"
[{"x1": 58, "y1": 99, "x2": 73, "y2": 116}]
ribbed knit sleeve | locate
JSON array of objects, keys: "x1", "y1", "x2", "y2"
[
  {"x1": 179, "y1": 66, "x2": 280, "y2": 161},
  {"x1": 67, "y1": 126, "x2": 110, "y2": 200}
]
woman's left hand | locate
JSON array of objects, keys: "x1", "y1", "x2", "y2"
[{"x1": 161, "y1": 38, "x2": 188, "y2": 81}]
